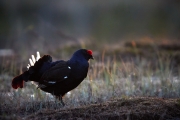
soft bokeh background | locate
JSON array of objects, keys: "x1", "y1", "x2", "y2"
[{"x1": 0, "y1": 0, "x2": 180, "y2": 52}]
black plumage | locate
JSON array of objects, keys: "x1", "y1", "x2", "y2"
[{"x1": 12, "y1": 49, "x2": 93, "y2": 105}]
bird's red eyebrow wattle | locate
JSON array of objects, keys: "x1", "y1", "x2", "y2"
[{"x1": 87, "y1": 50, "x2": 93, "y2": 55}]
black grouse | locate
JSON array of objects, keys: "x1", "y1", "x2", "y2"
[{"x1": 12, "y1": 49, "x2": 94, "y2": 105}]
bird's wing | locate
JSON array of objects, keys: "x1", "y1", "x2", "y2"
[{"x1": 40, "y1": 61, "x2": 71, "y2": 84}]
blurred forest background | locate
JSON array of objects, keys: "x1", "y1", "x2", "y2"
[{"x1": 0, "y1": 0, "x2": 180, "y2": 55}]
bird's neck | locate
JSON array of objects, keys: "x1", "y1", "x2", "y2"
[
  {"x1": 68, "y1": 57, "x2": 89, "y2": 68},
  {"x1": 68, "y1": 56, "x2": 89, "y2": 80}
]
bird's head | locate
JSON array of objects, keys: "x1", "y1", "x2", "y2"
[
  {"x1": 86, "y1": 49, "x2": 94, "y2": 60},
  {"x1": 72, "y1": 49, "x2": 94, "y2": 61}
]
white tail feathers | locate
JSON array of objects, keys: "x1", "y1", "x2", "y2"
[
  {"x1": 27, "y1": 51, "x2": 41, "y2": 69},
  {"x1": 36, "y1": 51, "x2": 40, "y2": 61},
  {"x1": 27, "y1": 64, "x2": 31, "y2": 68},
  {"x1": 29, "y1": 58, "x2": 34, "y2": 66},
  {"x1": 31, "y1": 55, "x2": 36, "y2": 63}
]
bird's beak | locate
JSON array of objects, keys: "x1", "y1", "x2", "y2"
[{"x1": 90, "y1": 55, "x2": 94, "y2": 60}]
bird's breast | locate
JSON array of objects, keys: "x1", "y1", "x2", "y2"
[{"x1": 68, "y1": 60, "x2": 89, "y2": 80}]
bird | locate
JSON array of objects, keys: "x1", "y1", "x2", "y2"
[{"x1": 12, "y1": 49, "x2": 94, "y2": 105}]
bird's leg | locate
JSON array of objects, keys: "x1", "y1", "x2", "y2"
[{"x1": 57, "y1": 95, "x2": 65, "y2": 106}]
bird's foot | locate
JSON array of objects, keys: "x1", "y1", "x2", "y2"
[
  {"x1": 60, "y1": 100, "x2": 65, "y2": 106},
  {"x1": 56, "y1": 95, "x2": 65, "y2": 107}
]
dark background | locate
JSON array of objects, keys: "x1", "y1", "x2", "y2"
[{"x1": 0, "y1": 0, "x2": 180, "y2": 53}]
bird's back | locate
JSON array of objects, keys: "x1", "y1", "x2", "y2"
[{"x1": 28, "y1": 55, "x2": 62, "y2": 82}]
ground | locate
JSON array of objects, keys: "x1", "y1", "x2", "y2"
[{"x1": 1, "y1": 97, "x2": 179, "y2": 120}]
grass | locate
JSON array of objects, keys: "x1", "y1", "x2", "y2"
[{"x1": 0, "y1": 38, "x2": 180, "y2": 119}]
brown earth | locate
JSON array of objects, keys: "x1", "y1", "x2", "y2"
[{"x1": 12, "y1": 97, "x2": 180, "y2": 120}]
